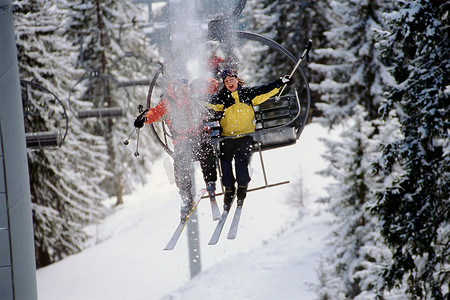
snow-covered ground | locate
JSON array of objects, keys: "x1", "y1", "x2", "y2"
[{"x1": 37, "y1": 123, "x2": 338, "y2": 300}]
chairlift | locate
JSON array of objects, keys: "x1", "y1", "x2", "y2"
[
  {"x1": 21, "y1": 80, "x2": 69, "y2": 149},
  {"x1": 70, "y1": 27, "x2": 153, "y2": 120},
  {"x1": 140, "y1": 0, "x2": 311, "y2": 193},
  {"x1": 68, "y1": 71, "x2": 130, "y2": 119},
  {"x1": 111, "y1": 51, "x2": 154, "y2": 89},
  {"x1": 144, "y1": 26, "x2": 311, "y2": 195},
  {"x1": 211, "y1": 27, "x2": 311, "y2": 194},
  {"x1": 144, "y1": 64, "x2": 174, "y2": 155}
]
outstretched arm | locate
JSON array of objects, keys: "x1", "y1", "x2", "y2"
[
  {"x1": 250, "y1": 79, "x2": 283, "y2": 106},
  {"x1": 145, "y1": 99, "x2": 168, "y2": 124}
]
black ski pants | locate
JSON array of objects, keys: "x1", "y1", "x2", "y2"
[{"x1": 219, "y1": 135, "x2": 253, "y2": 188}]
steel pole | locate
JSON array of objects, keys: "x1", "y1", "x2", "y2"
[{"x1": 0, "y1": 1, "x2": 38, "y2": 299}]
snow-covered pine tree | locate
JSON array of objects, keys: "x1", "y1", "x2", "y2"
[
  {"x1": 309, "y1": 0, "x2": 396, "y2": 127},
  {"x1": 239, "y1": 0, "x2": 278, "y2": 84},
  {"x1": 315, "y1": 106, "x2": 399, "y2": 299},
  {"x1": 276, "y1": 0, "x2": 330, "y2": 120},
  {"x1": 13, "y1": 0, "x2": 109, "y2": 267},
  {"x1": 66, "y1": 0, "x2": 161, "y2": 205},
  {"x1": 309, "y1": 0, "x2": 400, "y2": 297},
  {"x1": 256, "y1": 0, "x2": 328, "y2": 98},
  {"x1": 242, "y1": 0, "x2": 328, "y2": 91},
  {"x1": 100, "y1": 13, "x2": 161, "y2": 203},
  {"x1": 373, "y1": 1, "x2": 449, "y2": 298}
]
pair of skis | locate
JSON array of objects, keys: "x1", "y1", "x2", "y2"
[
  {"x1": 208, "y1": 200, "x2": 243, "y2": 245},
  {"x1": 163, "y1": 188, "x2": 223, "y2": 250}
]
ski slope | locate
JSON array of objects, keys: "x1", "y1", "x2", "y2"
[{"x1": 37, "y1": 123, "x2": 337, "y2": 299}]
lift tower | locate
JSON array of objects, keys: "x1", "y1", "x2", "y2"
[{"x1": 0, "y1": 1, "x2": 38, "y2": 299}]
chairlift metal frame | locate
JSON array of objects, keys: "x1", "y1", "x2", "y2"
[{"x1": 21, "y1": 80, "x2": 69, "y2": 149}]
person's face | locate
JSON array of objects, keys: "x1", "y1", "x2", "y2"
[
  {"x1": 174, "y1": 83, "x2": 189, "y2": 99},
  {"x1": 224, "y1": 76, "x2": 238, "y2": 92}
]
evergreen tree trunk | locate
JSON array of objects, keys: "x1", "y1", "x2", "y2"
[{"x1": 115, "y1": 171, "x2": 124, "y2": 206}]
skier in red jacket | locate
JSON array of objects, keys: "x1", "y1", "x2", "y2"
[{"x1": 134, "y1": 75, "x2": 218, "y2": 221}]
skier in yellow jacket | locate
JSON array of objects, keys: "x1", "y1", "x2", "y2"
[{"x1": 209, "y1": 68, "x2": 291, "y2": 210}]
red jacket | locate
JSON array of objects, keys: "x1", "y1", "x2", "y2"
[
  {"x1": 207, "y1": 55, "x2": 225, "y2": 70},
  {"x1": 145, "y1": 81, "x2": 204, "y2": 139}
]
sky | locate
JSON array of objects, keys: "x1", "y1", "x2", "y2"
[{"x1": 36, "y1": 123, "x2": 340, "y2": 300}]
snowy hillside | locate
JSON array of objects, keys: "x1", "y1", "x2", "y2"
[
  {"x1": 162, "y1": 211, "x2": 333, "y2": 300},
  {"x1": 36, "y1": 123, "x2": 338, "y2": 300}
]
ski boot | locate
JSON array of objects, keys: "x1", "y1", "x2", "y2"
[
  {"x1": 206, "y1": 181, "x2": 216, "y2": 200},
  {"x1": 236, "y1": 185, "x2": 248, "y2": 207},
  {"x1": 223, "y1": 186, "x2": 235, "y2": 212}
]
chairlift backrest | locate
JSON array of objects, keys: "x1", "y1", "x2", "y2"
[
  {"x1": 254, "y1": 95, "x2": 299, "y2": 130},
  {"x1": 252, "y1": 95, "x2": 299, "y2": 151}
]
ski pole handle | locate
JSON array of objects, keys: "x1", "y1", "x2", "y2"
[
  {"x1": 288, "y1": 39, "x2": 312, "y2": 78},
  {"x1": 275, "y1": 39, "x2": 313, "y2": 102}
]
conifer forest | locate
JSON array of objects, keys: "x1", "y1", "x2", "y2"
[{"x1": 11, "y1": 0, "x2": 448, "y2": 299}]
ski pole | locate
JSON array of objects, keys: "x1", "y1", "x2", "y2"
[
  {"x1": 123, "y1": 105, "x2": 144, "y2": 145},
  {"x1": 275, "y1": 39, "x2": 312, "y2": 102},
  {"x1": 124, "y1": 127, "x2": 136, "y2": 145},
  {"x1": 134, "y1": 128, "x2": 140, "y2": 157}
]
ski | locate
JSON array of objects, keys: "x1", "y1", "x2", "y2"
[
  {"x1": 209, "y1": 196, "x2": 222, "y2": 221},
  {"x1": 208, "y1": 210, "x2": 229, "y2": 245},
  {"x1": 163, "y1": 188, "x2": 207, "y2": 250},
  {"x1": 163, "y1": 221, "x2": 186, "y2": 251},
  {"x1": 227, "y1": 205, "x2": 243, "y2": 240}
]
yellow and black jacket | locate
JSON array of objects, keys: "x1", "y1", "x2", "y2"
[{"x1": 208, "y1": 79, "x2": 283, "y2": 137}]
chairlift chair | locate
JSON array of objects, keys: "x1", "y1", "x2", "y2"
[
  {"x1": 21, "y1": 80, "x2": 68, "y2": 149},
  {"x1": 71, "y1": 25, "x2": 155, "y2": 120},
  {"x1": 206, "y1": 24, "x2": 311, "y2": 193},
  {"x1": 70, "y1": 49, "x2": 156, "y2": 119},
  {"x1": 144, "y1": 29, "x2": 311, "y2": 195},
  {"x1": 140, "y1": 0, "x2": 311, "y2": 195},
  {"x1": 68, "y1": 71, "x2": 129, "y2": 119}
]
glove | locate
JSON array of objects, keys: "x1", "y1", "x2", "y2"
[
  {"x1": 281, "y1": 75, "x2": 292, "y2": 85},
  {"x1": 134, "y1": 113, "x2": 146, "y2": 128}
]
